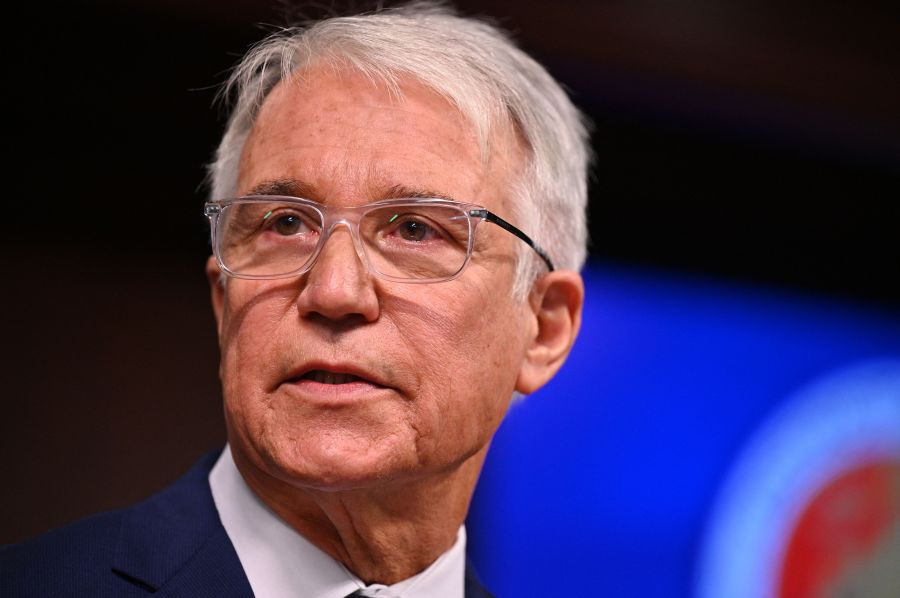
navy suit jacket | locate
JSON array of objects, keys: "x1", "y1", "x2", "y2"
[{"x1": 2, "y1": 451, "x2": 494, "y2": 598}]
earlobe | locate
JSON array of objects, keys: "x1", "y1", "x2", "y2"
[
  {"x1": 205, "y1": 255, "x2": 225, "y2": 338},
  {"x1": 515, "y1": 270, "x2": 584, "y2": 395}
]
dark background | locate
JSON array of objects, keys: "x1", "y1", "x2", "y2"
[{"x1": 4, "y1": 0, "x2": 899, "y2": 544}]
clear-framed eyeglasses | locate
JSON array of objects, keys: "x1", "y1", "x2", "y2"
[{"x1": 204, "y1": 195, "x2": 554, "y2": 284}]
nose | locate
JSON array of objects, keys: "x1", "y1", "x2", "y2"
[{"x1": 296, "y1": 224, "x2": 380, "y2": 323}]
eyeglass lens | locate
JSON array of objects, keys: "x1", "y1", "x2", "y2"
[{"x1": 216, "y1": 200, "x2": 473, "y2": 280}]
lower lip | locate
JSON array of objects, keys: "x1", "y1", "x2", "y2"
[{"x1": 280, "y1": 378, "x2": 391, "y2": 402}]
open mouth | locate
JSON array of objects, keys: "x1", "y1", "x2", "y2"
[
  {"x1": 288, "y1": 369, "x2": 390, "y2": 390},
  {"x1": 301, "y1": 370, "x2": 368, "y2": 385}
]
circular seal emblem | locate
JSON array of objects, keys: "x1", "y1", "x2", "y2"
[{"x1": 695, "y1": 360, "x2": 900, "y2": 598}]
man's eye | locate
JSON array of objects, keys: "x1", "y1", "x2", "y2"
[
  {"x1": 396, "y1": 219, "x2": 436, "y2": 242},
  {"x1": 387, "y1": 215, "x2": 451, "y2": 243},
  {"x1": 266, "y1": 213, "x2": 313, "y2": 236},
  {"x1": 274, "y1": 215, "x2": 300, "y2": 235}
]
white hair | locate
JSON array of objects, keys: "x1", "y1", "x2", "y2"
[{"x1": 208, "y1": 1, "x2": 591, "y2": 296}]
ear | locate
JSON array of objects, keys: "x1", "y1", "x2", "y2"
[
  {"x1": 205, "y1": 255, "x2": 225, "y2": 338},
  {"x1": 515, "y1": 270, "x2": 584, "y2": 395}
]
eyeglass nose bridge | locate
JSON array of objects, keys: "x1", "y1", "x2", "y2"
[{"x1": 304, "y1": 214, "x2": 373, "y2": 278}]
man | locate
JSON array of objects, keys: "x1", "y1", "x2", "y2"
[{"x1": 2, "y1": 3, "x2": 589, "y2": 596}]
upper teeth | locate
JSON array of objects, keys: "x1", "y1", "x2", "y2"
[{"x1": 307, "y1": 371, "x2": 361, "y2": 385}]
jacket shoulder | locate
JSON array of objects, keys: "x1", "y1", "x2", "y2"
[
  {"x1": 2, "y1": 508, "x2": 142, "y2": 597},
  {"x1": 2, "y1": 451, "x2": 231, "y2": 598}
]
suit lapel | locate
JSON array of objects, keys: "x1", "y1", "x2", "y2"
[
  {"x1": 465, "y1": 561, "x2": 496, "y2": 598},
  {"x1": 110, "y1": 451, "x2": 253, "y2": 596},
  {"x1": 153, "y1": 526, "x2": 254, "y2": 597}
]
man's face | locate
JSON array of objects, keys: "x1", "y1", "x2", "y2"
[{"x1": 208, "y1": 68, "x2": 537, "y2": 491}]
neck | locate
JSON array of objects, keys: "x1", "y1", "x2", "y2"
[{"x1": 232, "y1": 447, "x2": 486, "y2": 584}]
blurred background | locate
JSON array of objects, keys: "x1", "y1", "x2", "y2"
[{"x1": 4, "y1": 1, "x2": 899, "y2": 597}]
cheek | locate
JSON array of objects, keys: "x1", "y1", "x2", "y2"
[
  {"x1": 220, "y1": 281, "x2": 293, "y2": 361},
  {"x1": 217, "y1": 284, "x2": 296, "y2": 423},
  {"x1": 384, "y1": 285, "x2": 526, "y2": 455}
]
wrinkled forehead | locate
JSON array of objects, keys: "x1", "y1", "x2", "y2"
[{"x1": 238, "y1": 66, "x2": 527, "y2": 208}]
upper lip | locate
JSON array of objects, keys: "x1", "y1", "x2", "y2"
[{"x1": 282, "y1": 361, "x2": 390, "y2": 388}]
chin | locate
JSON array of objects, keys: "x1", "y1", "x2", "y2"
[{"x1": 258, "y1": 432, "x2": 427, "y2": 492}]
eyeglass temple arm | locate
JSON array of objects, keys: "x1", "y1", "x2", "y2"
[{"x1": 470, "y1": 209, "x2": 555, "y2": 272}]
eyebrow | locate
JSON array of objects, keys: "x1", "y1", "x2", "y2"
[
  {"x1": 247, "y1": 179, "x2": 319, "y2": 199},
  {"x1": 246, "y1": 179, "x2": 459, "y2": 203},
  {"x1": 382, "y1": 184, "x2": 458, "y2": 202}
]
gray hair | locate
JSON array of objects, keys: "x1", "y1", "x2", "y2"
[{"x1": 208, "y1": 2, "x2": 591, "y2": 296}]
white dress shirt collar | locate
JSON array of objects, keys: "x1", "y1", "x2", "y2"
[{"x1": 209, "y1": 445, "x2": 466, "y2": 598}]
